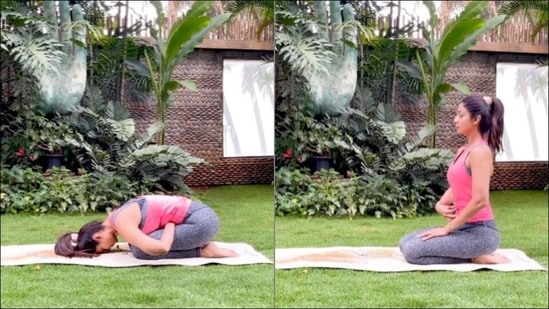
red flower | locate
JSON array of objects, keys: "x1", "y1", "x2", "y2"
[
  {"x1": 283, "y1": 149, "x2": 293, "y2": 158},
  {"x1": 28, "y1": 154, "x2": 35, "y2": 161},
  {"x1": 15, "y1": 147, "x2": 25, "y2": 157}
]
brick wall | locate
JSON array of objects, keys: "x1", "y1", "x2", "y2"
[
  {"x1": 123, "y1": 49, "x2": 274, "y2": 186},
  {"x1": 394, "y1": 51, "x2": 548, "y2": 190}
]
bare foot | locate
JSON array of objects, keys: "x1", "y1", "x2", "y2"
[
  {"x1": 472, "y1": 253, "x2": 510, "y2": 264},
  {"x1": 200, "y1": 242, "x2": 238, "y2": 258}
]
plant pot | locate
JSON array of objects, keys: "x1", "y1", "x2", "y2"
[
  {"x1": 310, "y1": 155, "x2": 332, "y2": 173},
  {"x1": 42, "y1": 153, "x2": 64, "y2": 171}
]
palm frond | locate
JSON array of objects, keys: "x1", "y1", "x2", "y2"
[
  {"x1": 226, "y1": 0, "x2": 276, "y2": 39},
  {"x1": 499, "y1": 0, "x2": 549, "y2": 17},
  {"x1": 499, "y1": 0, "x2": 549, "y2": 41},
  {"x1": 226, "y1": 0, "x2": 275, "y2": 14}
]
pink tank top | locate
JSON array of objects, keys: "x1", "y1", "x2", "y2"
[
  {"x1": 108, "y1": 195, "x2": 191, "y2": 234},
  {"x1": 446, "y1": 141, "x2": 494, "y2": 222}
]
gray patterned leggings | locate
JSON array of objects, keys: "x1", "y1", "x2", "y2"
[
  {"x1": 130, "y1": 201, "x2": 220, "y2": 260},
  {"x1": 399, "y1": 220, "x2": 500, "y2": 265}
]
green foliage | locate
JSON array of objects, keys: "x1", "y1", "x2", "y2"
[
  {"x1": 275, "y1": 14, "x2": 336, "y2": 76},
  {"x1": 0, "y1": 6, "x2": 57, "y2": 107},
  {"x1": 499, "y1": 0, "x2": 548, "y2": 42},
  {"x1": 226, "y1": 0, "x2": 277, "y2": 39},
  {"x1": 0, "y1": 165, "x2": 137, "y2": 214},
  {"x1": 399, "y1": 0, "x2": 507, "y2": 147},
  {"x1": 275, "y1": 168, "x2": 362, "y2": 217},
  {"x1": 0, "y1": 11, "x2": 65, "y2": 78},
  {"x1": 275, "y1": 86, "x2": 454, "y2": 218},
  {"x1": 278, "y1": 110, "x2": 354, "y2": 164},
  {"x1": 126, "y1": 1, "x2": 232, "y2": 144},
  {"x1": 88, "y1": 34, "x2": 151, "y2": 103},
  {"x1": 274, "y1": 160, "x2": 450, "y2": 219},
  {"x1": 24, "y1": 113, "x2": 74, "y2": 155},
  {"x1": 0, "y1": 100, "x2": 76, "y2": 167},
  {"x1": 359, "y1": 19, "x2": 426, "y2": 106},
  {"x1": 61, "y1": 85, "x2": 204, "y2": 195},
  {"x1": 2, "y1": 81, "x2": 205, "y2": 200},
  {"x1": 274, "y1": 2, "x2": 374, "y2": 77},
  {"x1": 119, "y1": 145, "x2": 205, "y2": 194}
]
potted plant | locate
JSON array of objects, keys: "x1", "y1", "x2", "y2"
[
  {"x1": 296, "y1": 115, "x2": 351, "y2": 174},
  {"x1": 304, "y1": 135, "x2": 335, "y2": 174},
  {"x1": 25, "y1": 114, "x2": 72, "y2": 171}
]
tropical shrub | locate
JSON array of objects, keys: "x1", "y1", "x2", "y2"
[
  {"x1": 274, "y1": 86, "x2": 454, "y2": 218},
  {"x1": 126, "y1": 1, "x2": 232, "y2": 144},
  {"x1": 400, "y1": 0, "x2": 506, "y2": 147},
  {"x1": 61, "y1": 85, "x2": 204, "y2": 195},
  {"x1": 0, "y1": 99, "x2": 78, "y2": 169},
  {"x1": 274, "y1": 165, "x2": 449, "y2": 219},
  {"x1": 0, "y1": 1, "x2": 205, "y2": 214},
  {"x1": 0, "y1": 165, "x2": 138, "y2": 214}
]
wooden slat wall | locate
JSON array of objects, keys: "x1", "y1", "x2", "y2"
[
  {"x1": 103, "y1": 1, "x2": 274, "y2": 50},
  {"x1": 372, "y1": 2, "x2": 547, "y2": 54}
]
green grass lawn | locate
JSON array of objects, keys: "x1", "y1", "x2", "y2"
[
  {"x1": 3, "y1": 187, "x2": 547, "y2": 308},
  {"x1": 1, "y1": 185, "x2": 275, "y2": 308},
  {"x1": 275, "y1": 190, "x2": 549, "y2": 308}
]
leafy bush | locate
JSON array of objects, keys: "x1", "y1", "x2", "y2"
[
  {"x1": 0, "y1": 101, "x2": 73, "y2": 167},
  {"x1": 274, "y1": 165, "x2": 451, "y2": 219},
  {"x1": 60, "y1": 85, "x2": 204, "y2": 195},
  {"x1": 275, "y1": 168, "x2": 361, "y2": 217},
  {"x1": 0, "y1": 165, "x2": 138, "y2": 214},
  {"x1": 275, "y1": 85, "x2": 454, "y2": 218}
]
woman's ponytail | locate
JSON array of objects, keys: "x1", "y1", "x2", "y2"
[
  {"x1": 487, "y1": 96, "x2": 505, "y2": 154},
  {"x1": 54, "y1": 232, "x2": 78, "y2": 258},
  {"x1": 54, "y1": 220, "x2": 104, "y2": 258}
]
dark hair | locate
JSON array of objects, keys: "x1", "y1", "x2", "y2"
[
  {"x1": 461, "y1": 95, "x2": 505, "y2": 154},
  {"x1": 54, "y1": 220, "x2": 104, "y2": 258}
]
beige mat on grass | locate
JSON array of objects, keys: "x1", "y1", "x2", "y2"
[
  {"x1": 275, "y1": 247, "x2": 546, "y2": 272},
  {"x1": 1, "y1": 242, "x2": 272, "y2": 267}
]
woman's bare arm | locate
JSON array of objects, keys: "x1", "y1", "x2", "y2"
[{"x1": 114, "y1": 203, "x2": 175, "y2": 256}]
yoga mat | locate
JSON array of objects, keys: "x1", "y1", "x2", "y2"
[
  {"x1": 1, "y1": 242, "x2": 272, "y2": 267},
  {"x1": 275, "y1": 246, "x2": 547, "y2": 272}
]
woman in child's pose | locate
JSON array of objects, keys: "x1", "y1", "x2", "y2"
[{"x1": 55, "y1": 195, "x2": 238, "y2": 259}]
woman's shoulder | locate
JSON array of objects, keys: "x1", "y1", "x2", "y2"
[
  {"x1": 111, "y1": 201, "x2": 141, "y2": 226},
  {"x1": 142, "y1": 194, "x2": 190, "y2": 200},
  {"x1": 142, "y1": 195, "x2": 192, "y2": 206},
  {"x1": 468, "y1": 143, "x2": 492, "y2": 159}
]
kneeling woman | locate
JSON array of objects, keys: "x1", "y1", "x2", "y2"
[
  {"x1": 55, "y1": 195, "x2": 238, "y2": 259},
  {"x1": 399, "y1": 95, "x2": 509, "y2": 265}
]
